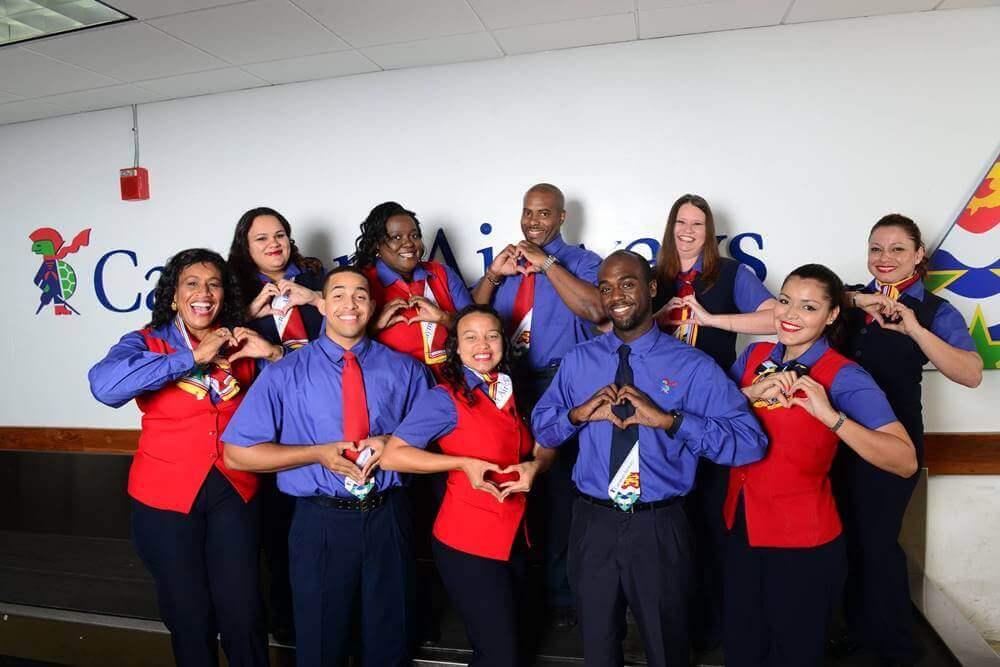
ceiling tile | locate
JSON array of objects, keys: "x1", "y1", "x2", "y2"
[
  {"x1": 27, "y1": 22, "x2": 226, "y2": 81},
  {"x1": 784, "y1": 0, "x2": 938, "y2": 23},
  {"x1": 241, "y1": 51, "x2": 379, "y2": 84},
  {"x1": 149, "y1": 0, "x2": 348, "y2": 65},
  {"x1": 932, "y1": 0, "x2": 1000, "y2": 6},
  {"x1": 639, "y1": 0, "x2": 788, "y2": 38},
  {"x1": 103, "y1": 0, "x2": 247, "y2": 20},
  {"x1": 0, "y1": 48, "x2": 118, "y2": 97},
  {"x1": 0, "y1": 90, "x2": 23, "y2": 104},
  {"x1": 494, "y1": 13, "x2": 636, "y2": 55},
  {"x1": 636, "y1": 0, "x2": 718, "y2": 9},
  {"x1": 294, "y1": 0, "x2": 484, "y2": 47},
  {"x1": 0, "y1": 99, "x2": 70, "y2": 125},
  {"x1": 136, "y1": 67, "x2": 267, "y2": 98},
  {"x1": 38, "y1": 84, "x2": 165, "y2": 113},
  {"x1": 468, "y1": 0, "x2": 634, "y2": 30},
  {"x1": 361, "y1": 31, "x2": 501, "y2": 69}
]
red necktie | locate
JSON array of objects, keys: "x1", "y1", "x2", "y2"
[
  {"x1": 341, "y1": 350, "x2": 369, "y2": 462},
  {"x1": 510, "y1": 267, "x2": 535, "y2": 349},
  {"x1": 665, "y1": 269, "x2": 698, "y2": 333}
]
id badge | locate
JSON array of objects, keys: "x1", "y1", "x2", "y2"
[{"x1": 344, "y1": 447, "x2": 375, "y2": 499}]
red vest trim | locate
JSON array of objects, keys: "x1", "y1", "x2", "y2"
[
  {"x1": 129, "y1": 329, "x2": 260, "y2": 513},
  {"x1": 432, "y1": 383, "x2": 533, "y2": 561},
  {"x1": 724, "y1": 343, "x2": 850, "y2": 548}
]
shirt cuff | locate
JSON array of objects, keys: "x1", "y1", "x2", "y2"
[
  {"x1": 169, "y1": 349, "x2": 196, "y2": 375},
  {"x1": 675, "y1": 412, "x2": 706, "y2": 444},
  {"x1": 538, "y1": 409, "x2": 582, "y2": 447}
]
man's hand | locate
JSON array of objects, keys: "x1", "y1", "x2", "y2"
[
  {"x1": 315, "y1": 441, "x2": 364, "y2": 483},
  {"x1": 569, "y1": 384, "x2": 624, "y2": 428},
  {"x1": 616, "y1": 385, "x2": 673, "y2": 430}
]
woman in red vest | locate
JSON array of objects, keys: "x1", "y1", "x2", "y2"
[
  {"x1": 89, "y1": 248, "x2": 282, "y2": 667},
  {"x1": 352, "y1": 201, "x2": 472, "y2": 379},
  {"x1": 723, "y1": 264, "x2": 916, "y2": 667},
  {"x1": 381, "y1": 304, "x2": 556, "y2": 667}
]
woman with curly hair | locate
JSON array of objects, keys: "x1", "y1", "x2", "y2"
[
  {"x1": 381, "y1": 304, "x2": 556, "y2": 667},
  {"x1": 353, "y1": 201, "x2": 472, "y2": 379},
  {"x1": 89, "y1": 248, "x2": 282, "y2": 667}
]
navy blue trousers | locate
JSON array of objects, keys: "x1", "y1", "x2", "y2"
[
  {"x1": 288, "y1": 490, "x2": 416, "y2": 667},
  {"x1": 686, "y1": 458, "x2": 729, "y2": 649},
  {"x1": 131, "y1": 467, "x2": 268, "y2": 667},
  {"x1": 567, "y1": 497, "x2": 693, "y2": 667},
  {"x1": 724, "y1": 503, "x2": 846, "y2": 667}
]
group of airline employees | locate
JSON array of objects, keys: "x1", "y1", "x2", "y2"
[{"x1": 89, "y1": 184, "x2": 982, "y2": 667}]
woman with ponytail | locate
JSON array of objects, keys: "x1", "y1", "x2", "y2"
[
  {"x1": 832, "y1": 215, "x2": 981, "y2": 665},
  {"x1": 723, "y1": 264, "x2": 916, "y2": 667}
]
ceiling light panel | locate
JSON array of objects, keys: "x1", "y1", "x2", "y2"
[{"x1": 0, "y1": 0, "x2": 130, "y2": 46}]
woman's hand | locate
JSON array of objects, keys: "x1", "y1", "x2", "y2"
[
  {"x1": 193, "y1": 327, "x2": 237, "y2": 365},
  {"x1": 358, "y1": 434, "x2": 390, "y2": 480},
  {"x1": 741, "y1": 371, "x2": 798, "y2": 407},
  {"x1": 276, "y1": 279, "x2": 322, "y2": 310},
  {"x1": 374, "y1": 297, "x2": 410, "y2": 331},
  {"x1": 228, "y1": 327, "x2": 283, "y2": 363},
  {"x1": 459, "y1": 457, "x2": 504, "y2": 501},
  {"x1": 248, "y1": 282, "x2": 281, "y2": 318},
  {"x1": 676, "y1": 294, "x2": 717, "y2": 327},
  {"x1": 497, "y1": 460, "x2": 541, "y2": 500},
  {"x1": 853, "y1": 292, "x2": 896, "y2": 325},
  {"x1": 407, "y1": 295, "x2": 448, "y2": 325},
  {"x1": 788, "y1": 375, "x2": 840, "y2": 426},
  {"x1": 875, "y1": 301, "x2": 923, "y2": 338}
]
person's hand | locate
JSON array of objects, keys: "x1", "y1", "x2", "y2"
[
  {"x1": 741, "y1": 370, "x2": 798, "y2": 407},
  {"x1": 787, "y1": 375, "x2": 839, "y2": 426},
  {"x1": 569, "y1": 384, "x2": 625, "y2": 428},
  {"x1": 276, "y1": 279, "x2": 321, "y2": 310},
  {"x1": 249, "y1": 282, "x2": 282, "y2": 318},
  {"x1": 616, "y1": 385, "x2": 672, "y2": 429},
  {"x1": 407, "y1": 295, "x2": 448, "y2": 325},
  {"x1": 515, "y1": 241, "x2": 547, "y2": 273},
  {"x1": 487, "y1": 244, "x2": 520, "y2": 278},
  {"x1": 675, "y1": 294, "x2": 716, "y2": 327},
  {"x1": 228, "y1": 327, "x2": 283, "y2": 363},
  {"x1": 193, "y1": 327, "x2": 237, "y2": 365},
  {"x1": 459, "y1": 457, "x2": 504, "y2": 501},
  {"x1": 315, "y1": 441, "x2": 365, "y2": 483},
  {"x1": 497, "y1": 460, "x2": 542, "y2": 500},
  {"x1": 874, "y1": 301, "x2": 923, "y2": 338},
  {"x1": 853, "y1": 292, "x2": 896, "y2": 325},
  {"x1": 358, "y1": 435, "x2": 389, "y2": 480},
  {"x1": 374, "y1": 297, "x2": 410, "y2": 331}
]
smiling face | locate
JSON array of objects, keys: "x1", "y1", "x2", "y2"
[
  {"x1": 598, "y1": 253, "x2": 657, "y2": 336},
  {"x1": 377, "y1": 214, "x2": 424, "y2": 278},
  {"x1": 521, "y1": 188, "x2": 565, "y2": 246},
  {"x1": 673, "y1": 202, "x2": 708, "y2": 261},
  {"x1": 774, "y1": 276, "x2": 838, "y2": 350},
  {"x1": 175, "y1": 262, "x2": 224, "y2": 337},
  {"x1": 247, "y1": 214, "x2": 291, "y2": 277},
  {"x1": 867, "y1": 225, "x2": 924, "y2": 284},
  {"x1": 322, "y1": 271, "x2": 374, "y2": 344},
  {"x1": 456, "y1": 311, "x2": 504, "y2": 374}
]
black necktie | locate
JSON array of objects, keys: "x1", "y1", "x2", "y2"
[{"x1": 609, "y1": 344, "x2": 638, "y2": 482}]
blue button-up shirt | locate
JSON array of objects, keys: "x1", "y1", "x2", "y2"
[
  {"x1": 532, "y1": 324, "x2": 767, "y2": 501},
  {"x1": 393, "y1": 367, "x2": 501, "y2": 447},
  {"x1": 256, "y1": 262, "x2": 303, "y2": 284},
  {"x1": 222, "y1": 335, "x2": 432, "y2": 498},
  {"x1": 730, "y1": 337, "x2": 897, "y2": 430},
  {"x1": 89, "y1": 324, "x2": 199, "y2": 407},
  {"x1": 852, "y1": 279, "x2": 976, "y2": 351},
  {"x1": 375, "y1": 259, "x2": 472, "y2": 310},
  {"x1": 492, "y1": 234, "x2": 602, "y2": 370}
]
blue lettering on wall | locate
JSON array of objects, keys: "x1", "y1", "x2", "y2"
[
  {"x1": 94, "y1": 250, "x2": 141, "y2": 313},
  {"x1": 728, "y1": 232, "x2": 767, "y2": 281},
  {"x1": 144, "y1": 266, "x2": 164, "y2": 311}
]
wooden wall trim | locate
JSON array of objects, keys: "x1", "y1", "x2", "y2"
[{"x1": 0, "y1": 428, "x2": 997, "y2": 473}]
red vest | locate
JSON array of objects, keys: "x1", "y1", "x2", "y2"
[
  {"x1": 724, "y1": 343, "x2": 849, "y2": 548},
  {"x1": 128, "y1": 329, "x2": 260, "y2": 513},
  {"x1": 433, "y1": 384, "x2": 533, "y2": 561},
  {"x1": 363, "y1": 262, "x2": 457, "y2": 379}
]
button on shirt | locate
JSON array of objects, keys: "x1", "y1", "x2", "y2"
[
  {"x1": 851, "y1": 279, "x2": 976, "y2": 351},
  {"x1": 532, "y1": 325, "x2": 767, "y2": 501},
  {"x1": 492, "y1": 235, "x2": 602, "y2": 370},
  {"x1": 375, "y1": 259, "x2": 472, "y2": 310},
  {"x1": 222, "y1": 335, "x2": 432, "y2": 498},
  {"x1": 393, "y1": 368, "x2": 502, "y2": 446},
  {"x1": 730, "y1": 337, "x2": 898, "y2": 430}
]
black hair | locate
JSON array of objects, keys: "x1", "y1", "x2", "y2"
[
  {"x1": 870, "y1": 213, "x2": 930, "y2": 277},
  {"x1": 525, "y1": 183, "x2": 566, "y2": 211},
  {"x1": 147, "y1": 248, "x2": 243, "y2": 330},
  {"x1": 352, "y1": 201, "x2": 421, "y2": 270},
  {"x1": 227, "y1": 207, "x2": 322, "y2": 316},
  {"x1": 440, "y1": 304, "x2": 513, "y2": 406},
  {"x1": 604, "y1": 249, "x2": 656, "y2": 283},
  {"x1": 782, "y1": 263, "x2": 848, "y2": 351},
  {"x1": 321, "y1": 264, "x2": 369, "y2": 294}
]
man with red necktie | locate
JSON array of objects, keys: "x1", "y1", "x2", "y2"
[
  {"x1": 471, "y1": 183, "x2": 605, "y2": 628},
  {"x1": 222, "y1": 266, "x2": 432, "y2": 667}
]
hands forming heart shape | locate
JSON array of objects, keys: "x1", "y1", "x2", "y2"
[
  {"x1": 569, "y1": 383, "x2": 671, "y2": 430},
  {"x1": 377, "y1": 295, "x2": 446, "y2": 329}
]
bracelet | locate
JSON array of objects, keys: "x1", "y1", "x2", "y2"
[
  {"x1": 485, "y1": 272, "x2": 502, "y2": 287},
  {"x1": 540, "y1": 254, "x2": 558, "y2": 273},
  {"x1": 829, "y1": 411, "x2": 847, "y2": 432},
  {"x1": 851, "y1": 293, "x2": 858, "y2": 308}
]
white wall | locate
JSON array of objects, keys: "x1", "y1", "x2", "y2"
[{"x1": 2, "y1": 6, "x2": 998, "y2": 640}]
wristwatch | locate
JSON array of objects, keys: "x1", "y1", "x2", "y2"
[
  {"x1": 540, "y1": 254, "x2": 559, "y2": 273},
  {"x1": 665, "y1": 410, "x2": 684, "y2": 438},
  {"x1": 829, "y1": 411, "x2": 847, "y2": 432}
]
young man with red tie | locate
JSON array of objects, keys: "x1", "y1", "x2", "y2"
[
  {"x1": 471, "y1": 183, "x2": 605, "y2": 628},
  {"x1": 222, "y1": 266, "x2": 432, "y2": 667}
]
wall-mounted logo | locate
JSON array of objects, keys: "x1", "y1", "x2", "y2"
[{"x1": 30, "y1": 227, "x2": 91, "y2": 317}]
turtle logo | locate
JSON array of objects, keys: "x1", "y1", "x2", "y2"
[{"x1": 30, "y1": 227, "x2": 91, "y2": 316}]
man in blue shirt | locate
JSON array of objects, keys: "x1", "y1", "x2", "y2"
[
  {"x1": 471, "y1": 182, "x2": 605, "y2": 627},
  {"x1": 532, "y1": 250, "x2": 768, "y2": 667},
  {"x1": 223, "y1": 266, "x2": 432, "y2": 667}
]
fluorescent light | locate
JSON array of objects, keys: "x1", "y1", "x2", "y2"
[{"x1": 0, "y1": 1, "x2": 130, "y2": 47}]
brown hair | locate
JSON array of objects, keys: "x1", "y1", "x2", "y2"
[
  {"x1": 655, "y1": 194, "x2": 720, "y2": 291},
  {"x1": 869, "y1": 213, "x2": 930, "y2": 277}
]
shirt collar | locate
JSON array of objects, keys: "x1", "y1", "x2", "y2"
[
  {"x1": 317, "y1": 333, "x2": 371, "y2": 365},
  {"x1": 375, "y1": 258, "x2": 428, "y2": 287},
  {"x1": 256, "y1": 262, "x2": 302, "y2": 284},
  {"x1": 542, "y1": 234, "x2": 568, "y2": 256},
  {"x1": 865, "y1": 277, "x2": 925, "y2": 301},
  {"x1": 769, "y1": 336, "x2": 829, "y2": 367},
  {"x1": 608, "y1": 322, "x2": 661, "y2": 358},
  {"x1": 462, "y1": 366, "x2": 490, "y2": 391}
]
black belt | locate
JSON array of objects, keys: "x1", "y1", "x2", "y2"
[
  {"x1": 576, "y1": 491, "x2": 680, "y2": 513},
  {"x1": 302, "y1": 489, "x2": 393, "y2": 512}
]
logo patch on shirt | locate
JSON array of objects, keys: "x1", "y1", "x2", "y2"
[{"x1": 660, "y1": 378, "x2": 678, "y2": 394}]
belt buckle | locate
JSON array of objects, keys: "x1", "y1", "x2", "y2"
[{"x1": 358, "y1": 493, "x2": 377, "y2": 513}]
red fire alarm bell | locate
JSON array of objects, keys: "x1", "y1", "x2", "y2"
[{"x1": 120, "y1": 167, "x2": 149, "y2": 201}]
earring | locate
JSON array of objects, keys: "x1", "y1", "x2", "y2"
[{"x1": 171, "y1": 301, "x2": 177, "y2": 311}]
